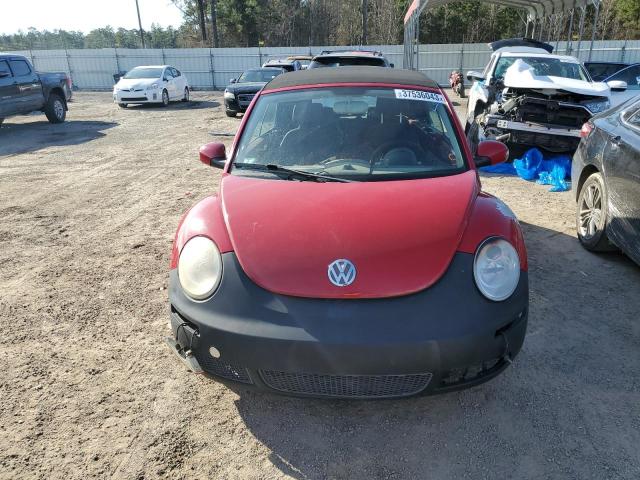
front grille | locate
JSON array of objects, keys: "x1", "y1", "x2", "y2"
[
  {"x1": 516, "y1": 98, "x2": 589, "y2": 128},
  {"x1": 259, "y1": 370, "x2": 432, "y2": 398},
  {"x1": 121, "y1": 96, "x2": 147, "y2": 101},
  {"x1": 237, "y1": 94, "x2": 255, "y2": 104},
  {"x1": 195, "y1": 352, "x2": 252, "y2": 384}
]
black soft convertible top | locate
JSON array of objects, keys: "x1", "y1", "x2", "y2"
[
  {"x1": 489, "y1": 38, "x2": 553, "y2": 53},
  {"x1": 263, "y1": 66, "x2": 439, "y2": 91}
]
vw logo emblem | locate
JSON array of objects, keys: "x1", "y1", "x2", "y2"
[{"x1": 328, "y1": 259, "x2": 356, "y2": 287}]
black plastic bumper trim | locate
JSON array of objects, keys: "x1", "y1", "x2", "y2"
[{"x1": 168, "y1": 252, "x2": 528, "y2": 397}]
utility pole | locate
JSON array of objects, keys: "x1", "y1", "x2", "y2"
[
  {"x1": 135, "y1": 0, "x2": 145, "y2": 48},
  {"x1": 362, "y1": 0, "x2": 368, "y2": 45},
  {"x1": 210, "y1": 0, "x2": 219, "y2": 48}
]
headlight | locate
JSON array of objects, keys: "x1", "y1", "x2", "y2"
[
  {"x1": 149, "y1": 83, "x2": 158, "y2": 90},
  {"x1": 584, "y1": 99, "x2": 610, "y2": 114},
  {"x1": 473, "y1": 238, "x2": 520, "y2": 301},
  {"x1": 178, "y1": 236, "x2": 222, "y2": 300},
  {"x1": 223, "y1": 90, "x2": 235, "y2": 99}
]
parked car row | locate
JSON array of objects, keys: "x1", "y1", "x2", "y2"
[
  {"x1": 223, "y1": 50, "x2": 393, "y2": 117},
  {"x1": 2, "y1": 44, "x2": 637, "y2": 401}
]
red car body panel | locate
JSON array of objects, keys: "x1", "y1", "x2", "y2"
[
  {"x1": 170, "y1": 195, "x2": 233, "y2": 269},
  {"x1": 171, "y1": 81, "x2": 526, "y2": 299},
  {"x1": 220, "y1": 171, "x2": 478, "y2": 299},
  {"x1": 457, "y1": 192, "x2": 528, "y2": 271}
]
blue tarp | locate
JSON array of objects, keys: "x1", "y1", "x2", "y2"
[{"x1": 480, "y1": 148, "x2": 571, "y2": 192}]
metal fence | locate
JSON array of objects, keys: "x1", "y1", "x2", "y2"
[{"x1": 6, "y1": 40, "x2": 640, "y2": 90}]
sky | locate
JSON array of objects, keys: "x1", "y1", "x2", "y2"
[{"x1": 0, "y1": 0, "x2": 185, "y2": 34}]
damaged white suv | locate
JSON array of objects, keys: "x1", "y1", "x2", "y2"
[{"x1": 465, "y1": 38, "x2": 628, "y2": 155}]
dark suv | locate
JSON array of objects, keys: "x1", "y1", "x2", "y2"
[
  {"x1": 262, "y1": 59, "x2": 302, "y2": 72},
  {"x1": 308, "y1": 50, "x2": 393, "y2": 69},
  {"x1": 223, "y1": 67, "x2": 285, "y2": 117}
]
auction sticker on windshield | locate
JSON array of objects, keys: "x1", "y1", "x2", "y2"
[{"x1": 394, "y1": 89, "x2": 446, "y2": 103}]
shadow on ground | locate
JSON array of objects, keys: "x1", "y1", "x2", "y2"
[
  {"x1": 124, "y1": 99, "x2": 219, "y2": 110},
  {"x1": 226, "y1": 221, "x2": 640, "y2": 479},
  {"x1": 0, "y1": 120, "x2": 118, "y2": 156}
]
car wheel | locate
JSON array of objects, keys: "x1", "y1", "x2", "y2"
[
  {"x1": 225, "y1": 111, "x2": 237, "y2": 118},
  {"x1": 118, "y1": 103, "x2": 128, "y2": 109},
  {"x1": 44, "y1": 93, "x2": 66, "y2": 123},
  {"x1": 576, "y1": 172, "x2": 615, "y2": 252},
  {"x1": 162, "y1": 89, "x2": 170, "y2": 107},
  {"x1": 182, "y1": 87, "x2": 190, "y2": 102}
]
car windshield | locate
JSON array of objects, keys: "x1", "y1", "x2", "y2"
[
  {"x1": 238, "y1": 70, "x2": 282, "y2": 83},
  {"x1": 232, "y1": 87, "x2": 466, "y2": 182},
  {"x1": 310, "y1": 57, "x2": 386, "y2": 68},
  {"x1": 265, "y1": 63, "x2": 294, "y2": 72},
  {"x1": 124, "y1": 67, "x2": 163, "y2": 79},
  {"x1": 495, "y1": 56, "x2": 590, "y2": 81},
  {"x1": 586, "y1": 63, "x2": 628, "y2": 81}
]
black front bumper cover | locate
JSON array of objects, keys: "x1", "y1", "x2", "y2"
[{"x1": 168, "y1": 252, "x2": 528, "y2": 398}]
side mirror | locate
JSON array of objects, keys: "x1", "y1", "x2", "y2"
[
  {"x1": 474, "y1": 140, "x2": 509, "y2": 168},
  {"x1": 607, "y1": 80, "x2": 627, "y2": 91},
  {"x1": 466, "y1": 70, "x2": 485, "y2": 82},
  {"x1": 199, "y1": 142, "x2": 227, "y2": 169},
  {"x1": 229, "y1": 78, "x2": 236, "y2": 84}
]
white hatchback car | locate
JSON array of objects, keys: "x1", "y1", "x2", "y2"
[{"x1": 113, "y1": 65, "x2": 189, "y2": 108}]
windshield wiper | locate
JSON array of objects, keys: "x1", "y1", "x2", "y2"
[{"x1": 234, "y1": 163, "x2": 354, "y2": 183}]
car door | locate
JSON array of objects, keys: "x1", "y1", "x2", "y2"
[
  {"x1": 9, "y1": 58, "x2": 43, "y2": 112},
  {"x1": 0, "y1": 59, "x2": 18, "y2": 117},
  {"x1": 607, "y1": 65, "x2": 640, "y2": 106},
  {"x1": 163, "y1": 67, "x2": 177, "y2": 99},
  {"x1": 467, "y1": 55, "x2": 495, "y2": 122},
  {"x1": 172, "y1": 68, "x2": 186, "y2": 93},
  {"x1": 602, "y1": 101, "x2": 640, "y2": 264}
]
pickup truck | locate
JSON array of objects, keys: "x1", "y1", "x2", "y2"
[{"x1": 0, "y1": 54, "x2": 71, "y2": 126}]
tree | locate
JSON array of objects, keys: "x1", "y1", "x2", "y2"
[
  {"x1": 211, "y1": 0, "x2": 220, "y2": 47},
  {"x1": 615, "y1": 0, "x2": 640, "y2": 38},
  {"x1": 1, "y1": 0, "x2": 639, "y2": 52},
  {"x1": 84, "y1": 27, "x2": 116, "y2": 48},
  {"x1": 197, "y1": 0, "x2": 207, "y2": 42}
]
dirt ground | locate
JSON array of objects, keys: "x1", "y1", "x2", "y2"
[{"x1": 0, "y1": 91, "x2": 639, "y2": 480}]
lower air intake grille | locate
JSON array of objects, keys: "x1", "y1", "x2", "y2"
[
  {"x1": 238, "y1": 94, "x2": 255, "y2": 104},
  {"x1": 259, "y1": 370, "x2": 432, "y2": 398},
  {"x1": 196, "y1": 353, "x2": 252, "y2": 384}
]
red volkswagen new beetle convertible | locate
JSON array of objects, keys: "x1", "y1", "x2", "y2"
[{"x1": 167, "y1": 67, "x2": 528, "y2": 399}]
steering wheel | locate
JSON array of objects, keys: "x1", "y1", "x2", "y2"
[
  {"x1": 371, "y1": 141, "x2": 425, "y2": 167},
  {"x1": 320, "y1": 158, "x2": 370, "y2": 168}
]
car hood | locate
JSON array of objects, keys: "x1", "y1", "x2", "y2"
[
  {"x1": 227, "y1": 82, "x2": 267, "y2": 93},
  {"x1": 220, "y1": 171, "x2": 478, "y2": 299},
  {"x1": 504, "y1": 59, "x2": 610, "y2": 98},
  {"x1": 116, "y1": 78, "x2": 158, "y2": 90}
]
